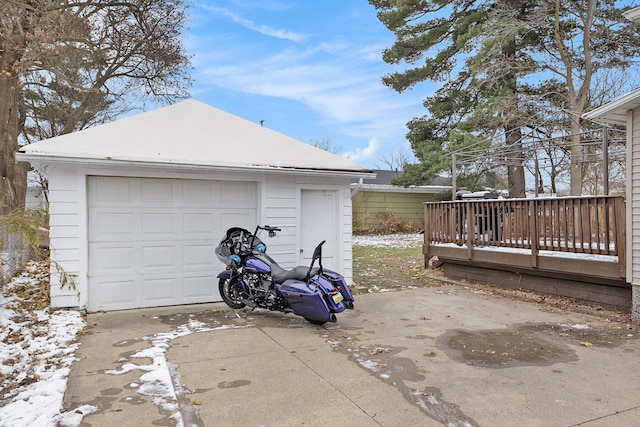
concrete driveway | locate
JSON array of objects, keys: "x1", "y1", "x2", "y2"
[{"x1": 64, "y1": 285, "x2": 640, "y2": 426}]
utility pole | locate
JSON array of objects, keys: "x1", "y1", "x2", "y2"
[
  {"x1": 451, "y1": 153, "x2": 457, "y2": 200},
  {"x1": 602, "y1": 126, "x2": 609, "y2": 195}
]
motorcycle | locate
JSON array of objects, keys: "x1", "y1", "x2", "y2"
[{"x1": 215, "y1": 225, "x2": 354, "y2": 325}]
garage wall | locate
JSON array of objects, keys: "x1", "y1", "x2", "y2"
[
  {"x1": 262, "y1": 175, "x2": 353, "y2": 280},
  {"x1": 48, "y1": 166, "x2": 83, "y2": 309},
  {"x1": 629, "y1": 107, "x2": 640, "y2": 321},
  {"x1": 46, "y1": 165, "x2": 354, "y2": 310}
]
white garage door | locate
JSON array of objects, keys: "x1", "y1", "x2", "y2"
[{"x1": 87, "y1": 176, "x2": 257, "y2": 311}]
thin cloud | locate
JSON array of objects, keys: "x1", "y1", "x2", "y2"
[
  {"x1": 201, "y1": 5, "x2": 306, "y2": 42},
  {"x1": 189, "y1": 2, "x2": 434, "y2": 167},
  {"x1": 199, "y1": 56, "x2": 422, "y2": 139}
]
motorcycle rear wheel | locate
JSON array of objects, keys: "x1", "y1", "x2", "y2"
[{"x1": 219, "y1": 278, "x2": 246, "y2": 309}]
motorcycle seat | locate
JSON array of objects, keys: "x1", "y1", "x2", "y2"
[{"x1": 270, "y1": 264, "x2": 320, "y2": 283}]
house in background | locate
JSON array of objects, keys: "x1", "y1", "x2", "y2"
[
  {"x1": 583, "y1": 6, "x2": 640, "y2": 321},
  {"x1": 351, "y1": 170, "x2": 451, "y2": 233},
  {"x1": 25, "y1": 184, "x2": 46, "y2": 210},
  {"x1": 17, "y1": 99, "x2": 373, "y2": 312}
]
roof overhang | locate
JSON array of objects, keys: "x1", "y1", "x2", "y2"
[
  {"x1": 623, "y1": 7, "x2": 640, "y2": 22},
  {"x1": 582, "y1": 86, "x2": 640, "y2": 126},
  {"x1": 350, "y1": 183, "x2": 451, "y2": 194},
  {"x1": 582, "y1": 7, "x2": 640, "y2": 126},
  {"x1": 16, "y1": 152, "x2": 376, "y2": 180}
]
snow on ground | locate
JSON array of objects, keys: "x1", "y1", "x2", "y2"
[
  {"x1": 104, "y1": 317, "x2": 253, "y2": 427},
  {"x1": 353, "y1": 233, "x2": 423, "y2": 248},
  {"x1": 0, "y1": 261, "x2": 254, "y2": 427},
  {"x1": 0, "y1": 261, "x2": 87, "y2": 427},
  {"x1": 0, "y1": 234, "x2": 415, "y2": 426}
]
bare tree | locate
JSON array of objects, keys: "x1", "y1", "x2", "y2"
[
  {"x1": 377, "y1": 149, "x2": 410, "y2": 171},
  {"x1": 0, "y1": 0, "x2": 192, "y2": 213},
  {"x1": 310, "y1": 138, "x2": 343, "y2": 155}
]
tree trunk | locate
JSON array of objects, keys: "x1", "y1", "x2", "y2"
[
  {"x1": 502, "y1": 34, "x2": 526, "y2": 198},
  {"x1": 0, "y1": 35, "x2": 29, "y2": 214},
  {"x1": 505, "y1": 125, "x2": 526, "y2": 198},
  {"x1": 568, "y1": 115, "x2": 583, "y2": 196}
]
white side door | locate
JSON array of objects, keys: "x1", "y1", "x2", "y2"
[{"x1": 299, "y1": 189, "x2": 337, "y2": 270}]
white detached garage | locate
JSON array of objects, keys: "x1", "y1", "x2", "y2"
[{"x1": 17, "y1": 99, "x2": 372, "y2": 311}]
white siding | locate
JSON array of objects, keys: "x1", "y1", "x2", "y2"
[
  {"x1": 262, "y1": 175, "x2": 354, "y2": 283},
  {"x1": 630, "y1": 108, "x2": 640, "y2": 321},
  {"x1": 631, "y1": 107, "x2": 640, "y2": 288},
  {"x1": 48, "y1": 166, "x2": 83, "y2": 308},
  {"x1": 46, "y1": 164, "x2": 355, "y2": 310}
]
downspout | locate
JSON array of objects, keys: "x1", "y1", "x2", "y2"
[{"x1": 351, "y1": 178, "x2": 363, "y2": 197}]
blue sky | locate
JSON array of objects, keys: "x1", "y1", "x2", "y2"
[{"x1": 185, "y1": 1, "x2": 430, "y2": 169}]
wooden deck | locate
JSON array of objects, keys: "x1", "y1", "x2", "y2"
[{"x1": 424, "y1": 196, "x2": 631, "y2": 310}]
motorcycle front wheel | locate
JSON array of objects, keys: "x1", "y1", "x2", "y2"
[{"x1": 218, "y1": 278, "x2": 246, "y2": 309}]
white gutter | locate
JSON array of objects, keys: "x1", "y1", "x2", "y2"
[
  {"x1": 16, "y1": 152, "x2": 376, "y2": 180},
  {"x1": 623, "y1": 7, "x2": 640, "y2": 23},
  {"x1": 582, "y1": 86, "x2": 640, "y2": 126},
  {"x1": 350, "y1": 183, "x2": 451, "y2": 194}
]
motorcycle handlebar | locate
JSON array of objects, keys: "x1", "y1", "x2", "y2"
[{"x1": 259, "y1": 225, "x2": 281, "y2": 232}]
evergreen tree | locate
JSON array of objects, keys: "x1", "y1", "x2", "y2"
[{"x1": 371, "y1": 0, "x2": 640, "y2": 196}]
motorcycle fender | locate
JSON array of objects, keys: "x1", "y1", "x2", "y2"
[
  {"x1": 321, "y1": 270, "x2": 354, "y2": 302},
  {"x1": 277, "y1": 281, "x2": 333, "y2": 322},
  {"x1": 217, "y1": 271, "x2": 251, "y2": 297}
]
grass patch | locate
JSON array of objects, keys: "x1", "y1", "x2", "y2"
[{"x1": 351, "y1": 244, "x2": 441, "y2": 294}]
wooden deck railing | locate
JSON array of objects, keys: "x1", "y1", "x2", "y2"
[{"x1": 424, "y1": 195, "x2": 626, "y2": 277}]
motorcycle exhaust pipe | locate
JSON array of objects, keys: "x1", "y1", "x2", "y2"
[
  {"x1": 345, "y1": 301, "x2": 354, "y2": 310},
  {"x1": 330, "y1": 314, "x2": 337, "y2": 323}
]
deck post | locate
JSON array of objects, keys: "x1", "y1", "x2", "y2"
[
  {"x1": 615, "y1": 197, "x2": 626, "y2": 278},
  {"x1": 423, "y1": 204, "x2": 431, "y2": 268},
  {"x1": 466, "y1": 203, "x2": 474, "y2": 259},
  {"x1": 529, "y1": 199, "x2": 538, "y2": 268}
]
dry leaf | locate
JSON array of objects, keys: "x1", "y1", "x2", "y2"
[{"x1": 580, "y1": 341, "x2": 593, "y2": 347}]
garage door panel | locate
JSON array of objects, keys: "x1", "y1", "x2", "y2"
[
  {"x1": 91, "y1": 212, "x2": 137, "y2": 241},
  {"x1": 142, "y1": 245, "x2": 178, "y2": 272},
  {"x1": 183, "y1": 213, "x2": 214, "y2": 236},
  {"x1": 141, "y1": 179, "x2": 175, "y2": 203},
  {"x1": 183, "y1": 244, "x2": 214, "y2": 269},
  {"x1": 90, "y1": 278, "x2": 141, "y2": 310},
  {"x1": 88, "y1": 176, "x2": 256, "y2": 311},
  {"x1": 91, "y1": 176, "x2": 138, "y2": 204},
  {"x1": 219, "y1": 211, "x2": 255, "y2": 231},
  {"x1": 183, "y1": 275, "x2": 217, "y2": 300},
  {"x1": 91, "y1": 246, "x2": 139, "y2": 276},
  {"x1": 221, "y1": 182, "x2": 255, "y2": 206},
  {"x1": 142, "y1": 277, "x2": 178, "y2": 303},
  {"x1": 182, "y1": 180, "x2": 217, "y2": 203},
  {"x1": 141, "y1": 213, "x2": 178, "y2": 238}
]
